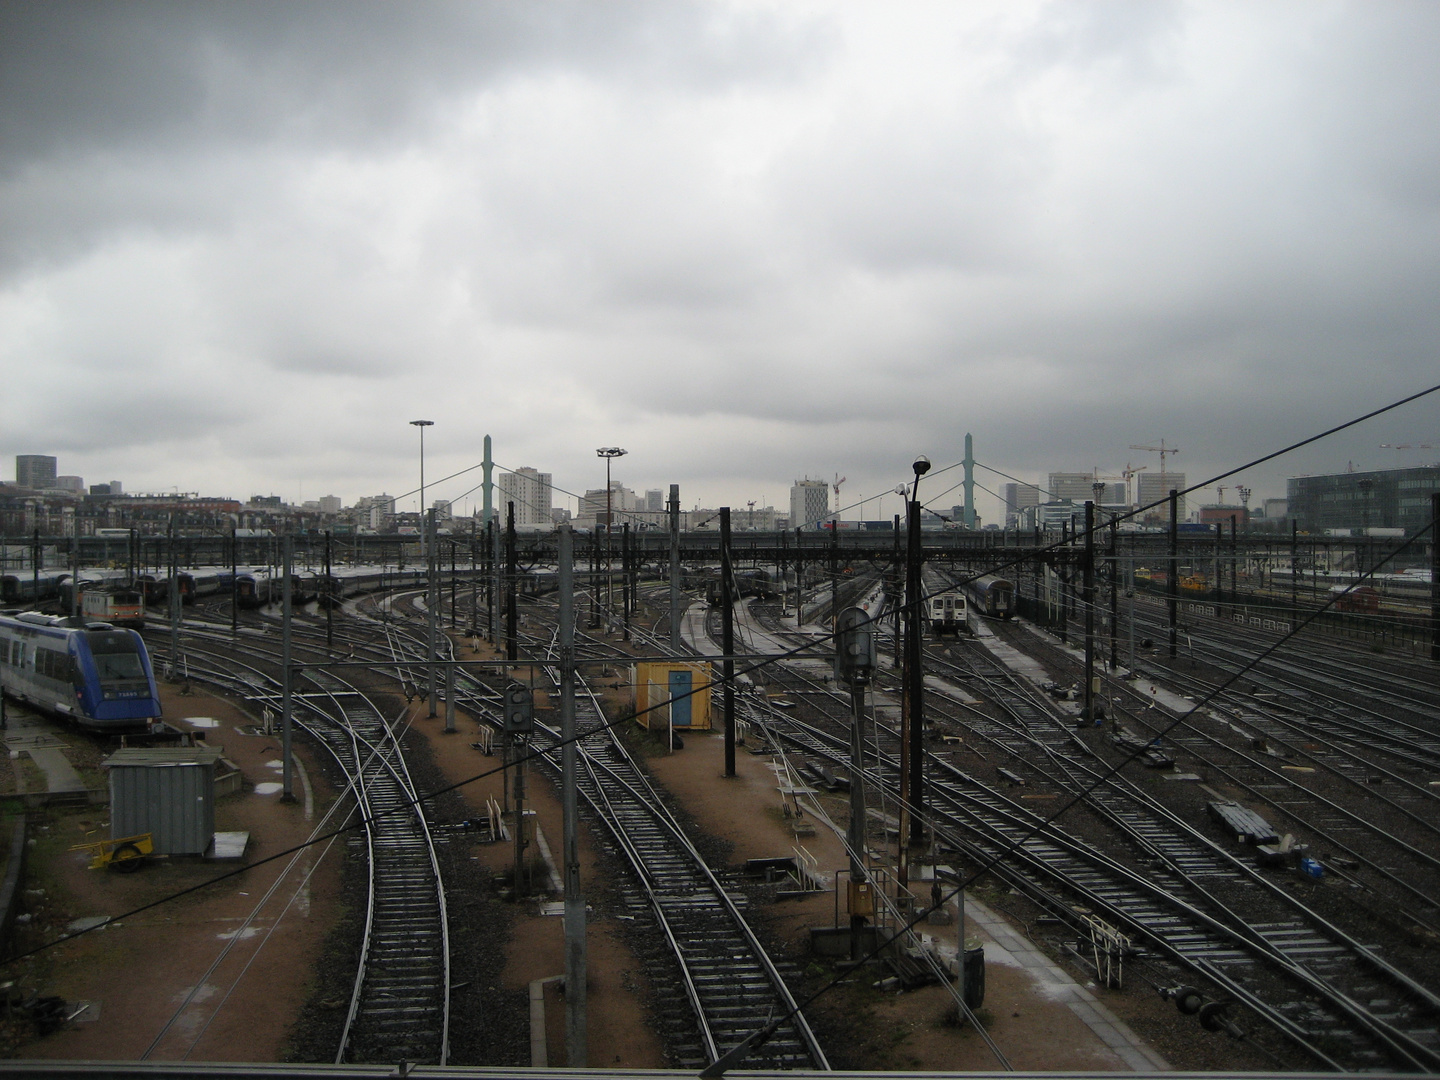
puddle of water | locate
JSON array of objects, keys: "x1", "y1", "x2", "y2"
[
  {"x1": 253, "y1": 782, "x2": 283, "y2": 795},
  {"x1": 218, "y1": 927, "x2": 260, "y2": 941},
  {"x1": 266, "y1": 760, "x2": 284, "y2": 770},
  {"x1": 185, "y1": 717, "x2": 220, "y2": 728}
]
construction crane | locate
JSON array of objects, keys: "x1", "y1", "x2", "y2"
[
  {"x1": 1121, "y1": 463, "x2": 1148, "y2": 508},
  {"x1": 1129, "y1": 440, "x2": 1179, "y2": 496}
]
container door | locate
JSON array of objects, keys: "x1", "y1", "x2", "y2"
[{"x1": 668, "y1": 668, "x2": 692, "y2": 728}]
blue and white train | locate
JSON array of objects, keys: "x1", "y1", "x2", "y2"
[{"x1": 0, "y1": 612, "x2": 162, "y2": 732}]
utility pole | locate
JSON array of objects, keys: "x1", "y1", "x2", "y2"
[
  {"x1": 505, "y1": 502, "x2": 518, "y2": 665},
  {"x1": 231, "y1": 526, "x2": 238, "y2": 636},
  {"x1": 324, "y1": 530, "x2": 333, "y2": 650},
  {"x1": 902, "y1": 456, "x2": 930, "y2": 878},
  {"x1": 281, "y1": 533, "x2": 294, "y2": 802},
  {"x1": 1082, "y1": 500, "x2": 1096, "y2": 723},
  {"x1": 835, "y1": 606, "x2": 876, "y2": 961},
  {"x1": 1290, "y1": 520, "x2": 1299, "y2": 632},
  {"x1": 1431, "y1": 493, "x2": 1438, "y2": 663},
  {"x1": 1168, "y1": 490, "x2": 1179, "y2": 659},
  {"x1": 720, "y1": 508, "x2": 736, "y2": 777},
  {"x1": 558, "y1": 525, "x2": 586, "y2": 1064},
  {"x1": 622, "y1": 523, "x2": 632, "y2": 642},
  {"x1": 794, "y1": 527, "x2": 804, "y2": 628},
  {"x1": 668, "y1": 485, "x2": 682, "y2": 652},
  {"x1": 1108, "y1": 519, "x2": 1119, "y2": 670},
  {"x1": 428, "y1": 508, "x2": 439, "y2": 717},
  {"x1": 168, "y1": 518, "x2": 180, "y2": 680}
]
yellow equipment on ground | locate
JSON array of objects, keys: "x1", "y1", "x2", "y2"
[{"x1": 69, "y1": 833, "x2": 154, "y2": 873}]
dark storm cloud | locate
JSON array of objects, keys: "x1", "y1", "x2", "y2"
[
  {"x1": 0, "y1": 1, "x2": 818, "y2": 166},
  {"x1": 0, "y1": 1, "x2": 826, "y2": 276}
]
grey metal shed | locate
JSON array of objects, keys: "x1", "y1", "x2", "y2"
[{"x1": 105, "y1": 747, "x2": 224, "y2": 856}]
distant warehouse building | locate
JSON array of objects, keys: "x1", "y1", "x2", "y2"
[{"x1": 1288, "y1": 466, "x2": 1440, "y2": 535}]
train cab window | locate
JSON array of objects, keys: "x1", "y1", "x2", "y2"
[{"x1": 86, "y1": 632, "x2": 146, "y2": 680}]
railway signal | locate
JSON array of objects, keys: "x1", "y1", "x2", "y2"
[
  {"x1": 836, "y1": 605, "x2": 877, "y2": 960},
  {"x1": 503, "y1": 681, "x2": 535, "y2": 735}
]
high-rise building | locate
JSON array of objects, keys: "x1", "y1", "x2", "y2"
[
  {"x1": 319, "y1": 495, "x2": 342, "y2": 515},
  {"x1": 499, "y1": 467, "x2": 554, "y2": 527},
  {"x1": 789, "y1": 479, "x2": 830, "y2": 530},
  {"x1": 1288, "y1": 467, "x2": 1438, "y2": 534},
  {"x1": 1003, "y1": 483, "x2": 1040, "y2": 524},
  {"x1": 645, "y1": 489, "x2": 664, "y2": 512},
  {"x1": 358, "y1": 494, "x2": 396, "y2": 515},
  {"x1": 1136, "y1": 472, "x2": 1187, "y2": 521},
  {"x1": 55, "y1": 475, "x2": 84, "y2": 494},
  {"x1": 16, "y1": 455, "x2": 57, "y2": 489},
  {"x1": 1047, "y1": 472, "x2": 1098, "y2": 502}
]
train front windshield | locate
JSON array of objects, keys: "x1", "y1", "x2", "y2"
[{"x1": 86, "y1": 632, "x2": 146, "y2": 680}]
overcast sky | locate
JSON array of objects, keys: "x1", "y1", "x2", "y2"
[{"x1": 3, "y1": 1, "x2": 1438, "y2": 522}]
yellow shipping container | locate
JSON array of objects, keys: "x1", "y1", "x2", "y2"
[{"x1": 632, "y1": 662, "x2": 713, "y2": 731}]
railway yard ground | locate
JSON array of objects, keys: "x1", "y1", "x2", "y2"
[
  {"x1": 0, "y1": 640, "x2": 1183, "y2": 1070},
  {"x1": 0, "y1": 574, "x2": 1437, "y2": 1072}
]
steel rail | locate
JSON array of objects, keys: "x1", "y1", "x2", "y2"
[{"x1": 142, "y1": 630, "x2": 451, "y2": 1066}]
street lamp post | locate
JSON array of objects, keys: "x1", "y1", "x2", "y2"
[
  {"x1": 900, "y1": 455, "x2": 929, "y2": 888},
  {"x1": 596, "y1": 447, "x2": 627, "y2": 627}
]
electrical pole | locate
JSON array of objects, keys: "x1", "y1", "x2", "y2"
[
  {"x1": 1082, "y1": 500, "x2": 1096, "y2": 723},
  {"x1": 506, "y1": 502, "x2": 518, "y2": 665},
  {"x1": 558, "y1": 525, "x2": 586, "y2": 1064},
  {"x1": 428, "y1": 508, "x2": 439, "y2": 718},
  {"x1": 281, "y1": 533, "x2": 294, "y2": 802},
  {"x1": 835, "y1": 606, "x2": 875, "y2": 961},
  {"x1": 668, "y1": 484, "x2": 681, "y2": 653},
  {"x1": 1168, "y1": 490, "x2": 1179, "y2": 659},
  {"x1": 1430, "y1": 493, "x2": 1438, "y2": 663},
  {"x1": 902, "y1": 456, "x2": 930, "y2": 880},
  {"x1": 720, "y1": 508, "x2": 736, "y2": 776},
  {"x1": 324, "y1": 530, "x2": 333, "y2": 650}
]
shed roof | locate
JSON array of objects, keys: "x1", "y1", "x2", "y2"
[{"x1": 104, "y1": 747, "x2": 226, "y2": 768}]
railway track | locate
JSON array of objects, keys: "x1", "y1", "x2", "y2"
[
  {"x1": 320, "y1": 587, "x2": 831, "y2": 1072},
  {"x1": 144, "y1": 625, "x2": 452, "y2": 1066},
  {"x1": 730, "y1": 598, "x2": 1440, "y2": 1071}
]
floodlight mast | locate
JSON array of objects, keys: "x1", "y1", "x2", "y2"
[
  {"x1": 596, "y1": 448, "x2": 627, "y2": 625},
  {"x1": 900, "y1": 454, "x2": 930, "y2": 888}
]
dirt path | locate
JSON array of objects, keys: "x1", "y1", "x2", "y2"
[{"x1": 3, "y1": 683, "x2": 342, "y2": 1062}]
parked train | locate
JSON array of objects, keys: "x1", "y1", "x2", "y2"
[
  {"x1": 966, "y1": 575, "x2": 1016, "y2": 620},
  {"x1": 0, "y1": 612, "x2": 162, "y2": 732},
  {"x1": 703, "y1": 569, "x2": 773, "y2": 607},
  {"x1": 916, "y1": 567, "x2": 964, "y2": 635},
  {"x1": 1, "y1": 570, "x2": 68, "y2": 605}
]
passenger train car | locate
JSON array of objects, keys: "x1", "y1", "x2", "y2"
[
  {"x1": 57, "y1": 569, "x2": 130, "y2": 612},
  {"x1": 927, "y1": 589, "x2": 966, "y2": 635},
  {"x1": 1, "y1": 571, "x2": 68, "y2": 605},
  {"x1": 0, "y1": 612, "x2": 162, "y2": 732},
  {"x1": 966, "y1": 575, "x2": 1016, "y2": 620}
]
